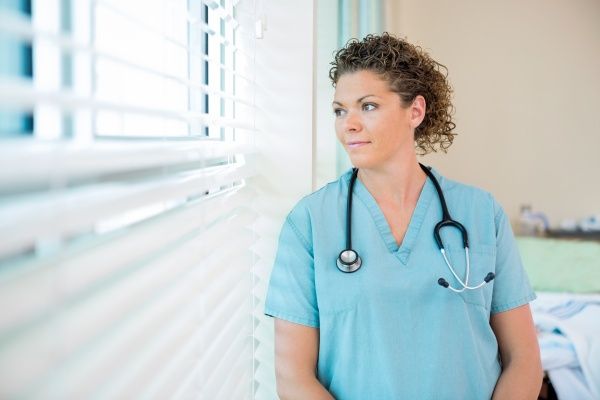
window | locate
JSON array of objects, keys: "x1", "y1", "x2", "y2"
[
  {"x1": 0, "y1": 1, "x2": 257, "y2": 397},
  {"x1": 0, "y1": 0, "x2": 33, "y2": 137}
]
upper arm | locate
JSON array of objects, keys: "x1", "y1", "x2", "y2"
[
  {"x1": 264, "y1": 214, "x2": 320, "y2": 328},
  {"x1": 274, "y1": 318, "x2": 320, "y2": 386},
  {"x1": 490, "y1": 304, "x2": 540, "y2": 367},
  {"x1": 266, "y1": 208, "x2": 329, "y2": 398},
  {"x1": 490, "y1": 198, "x2": 537, "y2": 314}
]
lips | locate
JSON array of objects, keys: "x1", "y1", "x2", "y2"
[{"x1": 347, "y1": 141, "x2": 371, "y2": 148}]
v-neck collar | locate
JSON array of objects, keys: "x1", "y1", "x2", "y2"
[{"x1": 342, "y1": 165, "x2": 441, "y2": 265}]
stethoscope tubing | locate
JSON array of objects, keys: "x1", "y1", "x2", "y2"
[{"x1": 337, "y1": 163, "x2": 495, "y2": 291}]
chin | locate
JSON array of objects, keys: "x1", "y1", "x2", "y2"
[{"x1": 347, "y1": 155, "x2": 379, "y2": 170}]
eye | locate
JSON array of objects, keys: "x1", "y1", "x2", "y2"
[
  {"x1": 363, "y1": 103, "x2": 377, "y2": 111},
  {"x1": 333, "y1": 108, "x2": 345, "y2": 117}
]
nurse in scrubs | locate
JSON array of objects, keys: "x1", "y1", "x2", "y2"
[{"x1": 264, "y1": 32, "x2": 543, "y2": 400}]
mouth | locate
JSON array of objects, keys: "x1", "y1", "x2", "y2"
[{"x1": 347, "y1": 141, "x2": 371, "y2": 149}]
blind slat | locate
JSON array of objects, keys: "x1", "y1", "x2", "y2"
[
  {"x1": 96, "y1": 0, "x2": 246, "y2": 56},
  {"x1": 0, "y1": 163, "x2": 254, "y2": 258},
  {"x1": 233, "y1": 371, "x2": 253, "y2": 400},
  {"x1": 83, "y1": 250, "x2": 253, "y2": 399},
  {"x1": 0, "y1": 8, "x2": 255, "y2": 83},
  {"x1": 203, "y1": 0, "x2": 241, "y2": 30},
  {"x1": 214, "y1": 339, "x2": 253, "y2": 399},
  {"x1": 171, "y1": 298, "x2": 252, "y2": 399},
  {"x1": 94, "y1": 53, "x2": 255, "y2": 107},
  {"x1": 0, "y1": 78, "x2": 257, "y2": 130},
  {"x1": 0, "y1": 226, "x2": 255, "y2": 398},
  {"x1": 0, "y1": 138, "x2": 256, "y2": 190},
  {"x1": 0, "y1": 197, "x2": 256, "y2": 334}
]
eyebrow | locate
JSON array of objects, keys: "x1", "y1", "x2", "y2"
[{"x1": 332, "y1": 95, "x2": 379, "y2": 107}]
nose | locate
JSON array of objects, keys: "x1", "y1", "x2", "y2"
[{"x1": 343, "y1": 110, "x2": 362, "y2": 133}]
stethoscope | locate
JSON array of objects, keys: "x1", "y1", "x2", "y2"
[{"x1": 336, "y1": 163, "x2": 495, "y2": 292}]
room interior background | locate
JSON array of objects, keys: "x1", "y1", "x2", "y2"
[{"x1": 317, "y1": 0, "x2": 600, "y2": 228}]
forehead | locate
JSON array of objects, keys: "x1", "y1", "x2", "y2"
[{"x1": 334, "y1": 70, "x2": 392, "y2": 98}]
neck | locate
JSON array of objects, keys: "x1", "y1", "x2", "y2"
[{"x1": 357, "y1": 157, "x2": 428, "y2": 207}]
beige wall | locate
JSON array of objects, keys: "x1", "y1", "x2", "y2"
[{"x1": 385, "y1": 0, "x2": 600, "y2": 226}]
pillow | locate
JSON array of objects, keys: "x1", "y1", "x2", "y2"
[{"x1": 516, "y1": 236, "x2": 600, "y2": 293}]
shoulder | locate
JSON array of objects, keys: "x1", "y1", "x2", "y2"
[
  {"x1": 434, "y1": 167, "x2": 498, "y2": 210},
  {"x1": 430, "y1": 167, "x2": 507, "y2": 238},
  {"x1": 284, "y1": 171, "x2": 349, "y2": 239}
]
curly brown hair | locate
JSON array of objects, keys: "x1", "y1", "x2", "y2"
[{"x1": 329, "y1": 32, "x2": 456, "y2": 155}]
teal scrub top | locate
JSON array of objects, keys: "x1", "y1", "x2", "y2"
[{"x1": 264, "y1": 167, "x2": 536, "y2": 400}]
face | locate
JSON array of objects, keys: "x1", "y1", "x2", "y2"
[{"x1": 332, "y1": 70, "x2": 425, "y2": 170}]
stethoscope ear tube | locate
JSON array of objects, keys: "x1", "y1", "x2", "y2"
[
  {"x1": 421, "y1": 164, "x2": 494, "y2": 292},
  {"x1": 434, "y1": 220, "x2": 469, "y2": 250}
]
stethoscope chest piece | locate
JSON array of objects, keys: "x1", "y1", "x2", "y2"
[{"x1": 337, "y1": 249, "x2": 362, "y2": 273}]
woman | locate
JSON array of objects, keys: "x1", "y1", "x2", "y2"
[{"x1": 264, "y1": 33, "x2": 542, "y2": 399}]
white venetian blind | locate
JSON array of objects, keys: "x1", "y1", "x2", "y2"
[{"x1": 0, "y1": 0, "x2": 259, "y2": 398}]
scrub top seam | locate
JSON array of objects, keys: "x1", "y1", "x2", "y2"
[
  {"x1": 343, "y1": 169, "x2": 396, "y2": 255},
  {"x1": 353, "y1": 178, "x2": 406, "y2": 254},
  {"x1": 491, "y1": 292, "x2": 537, "y2": 314},
  {"x1": 396, "y1": 178, "x2": 436, "y2": 265},
  {"x1": 285, "y1": 215, "x2": 312, "y2": 255},
  {"x1": 352, "y1": 186, "x2": 396, "y2": 254},
  {"x1": 264, "y1": 308, "x2": 319, "y2": 328}
]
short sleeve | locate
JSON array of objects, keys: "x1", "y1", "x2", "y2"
[
  {"x1": 263, "y1": 213, "x2": 319, "y2": 328},
  {"x1": 490, "y1": 199, "x2": 537, "y2": 314}
]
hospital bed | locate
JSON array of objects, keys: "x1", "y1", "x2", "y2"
[{"x1": 517, "y1": 236, "x2": 600, "y2": 400}]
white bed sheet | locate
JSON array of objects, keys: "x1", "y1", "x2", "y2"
[{"x1": 532, "y1": 291, "x2": 600, "y2": 400}]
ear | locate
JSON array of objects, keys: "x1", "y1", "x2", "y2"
[{"x1": 410, "y1": 95, "x2": 426, "y2": 129}]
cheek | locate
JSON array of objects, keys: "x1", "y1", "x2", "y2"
[
  {"x1": 371, "y1": 117, "x2": 405, "y2": 143},
  {"x1": 334, "y1": 121, "x2": 344, "y2": 140},
  {"x1": 365, "y1": 113, "x2": 389, "y2": 132}
]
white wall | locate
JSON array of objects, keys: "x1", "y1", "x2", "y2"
[{"x1": 386, "y1": 0, "x2": 600, "y2": 226}]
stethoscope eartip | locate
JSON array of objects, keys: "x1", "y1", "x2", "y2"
[{"x1": 484, "y1": 272, "x2": 495, "y2": 282}]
